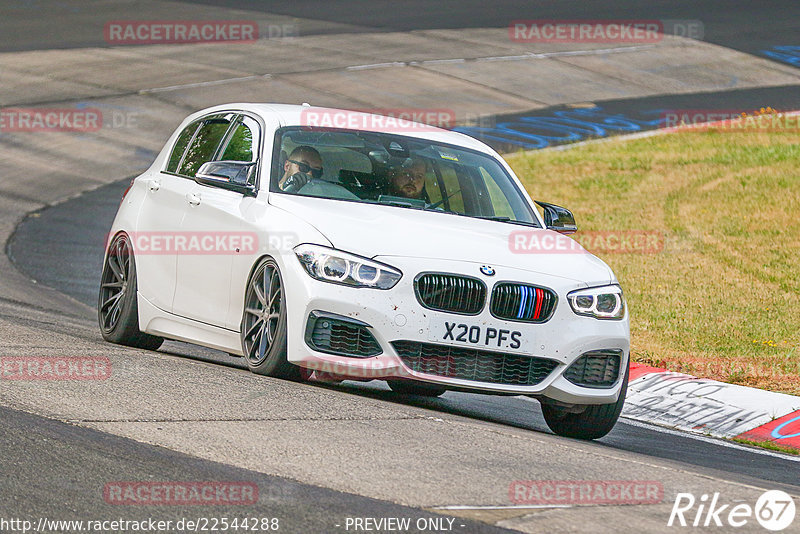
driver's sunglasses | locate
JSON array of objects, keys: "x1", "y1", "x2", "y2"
[{"x1": 288, "y1": 159, "x2": 323, "y2": 179}]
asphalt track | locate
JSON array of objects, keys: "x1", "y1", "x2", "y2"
[
  {"x1": 1, "y1": 405, "x2": 512, "y2": 534},
  {"x1": 181, "y1": 0, "x2": 800, "y2": 60},
  {"x1": 3, "y1": 1, "x2": 800, "y2": 533},
  {"x1": 4, "y1": 0, "x2": 798, "y2": 57},
  {"x1": 9, "y1": 177, "x2": 800, "y2": 493}
]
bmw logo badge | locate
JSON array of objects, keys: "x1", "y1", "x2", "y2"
[{"x1": 480, "y1": 265, "x2": 495, "y2": 276}]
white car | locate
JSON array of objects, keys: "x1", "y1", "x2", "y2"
[{"x1": 99, "y1": 103, "x2": 630, "y2": 439}]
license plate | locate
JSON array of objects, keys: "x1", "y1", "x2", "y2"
[{"x1": 428, "y1": 317, "x2": 532, "y2": 353}]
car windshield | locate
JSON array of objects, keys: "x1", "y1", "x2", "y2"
[{"x1": 271, "y1": 127, "x2": 539, "y2": 226}]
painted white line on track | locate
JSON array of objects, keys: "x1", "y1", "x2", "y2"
[
  {"x1": 134, "y1": 45, "x2": 657, "y2": 94},
  {"x1": 310, "y1": 45, "x2": 659, "y2": 73},
  {"x1": 475, "y1": 46, "x2": 656, "y2": 62},
  {"x1": 473, "y1": 54, "x2": 537, "y2": 62},
  {"x1": 415, "y1": 58, "x2": 467, "y2": 65},
  {"x1": 535, "y1": 44, "x2": 658, "y2": 58},
  {"x1": 346, "y1": 61, "x2": 407, "y2": 70},
  {"x1": 432, "y1": 504, "x2": 572, "y2": 510},
  {"x1": 141, "y1": 74, "x2": 270, "y2": 93}
]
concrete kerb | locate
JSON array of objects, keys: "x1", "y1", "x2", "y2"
[{"x1": 625, "y1": 363, "x2": 800, "y2": 453}]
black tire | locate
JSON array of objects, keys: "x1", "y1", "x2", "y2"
[
  {"x1": 387, "y1": 379, "x2": 447, "y2": 397},
  {"x1": 98, "y1": 233, "x2": 164, "y2": 351},
  {"x1": 541, "y1": 363, "x2": 629, "y2": 440},
  {"x1": 240, "y1": 257, "x2": 300, "y2": 379}
]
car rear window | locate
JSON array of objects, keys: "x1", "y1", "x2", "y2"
[
  {"x1": 179, "y1": 118, "x2": 233, "y2": 178},
  {"x1": 166, "y1": 120, "x2": 199, "y2": 173}
]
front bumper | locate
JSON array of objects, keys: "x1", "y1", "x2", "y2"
[{"x1": 282, "y1": 256, "x2": 629, "y2": 405}]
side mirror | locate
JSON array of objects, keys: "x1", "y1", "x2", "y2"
[
  {"x1": 195, "y1": 161, "x2": 257, "y2": 196},
  {"x1": 535, "y1": 200, "x2": 577, "y2": 234}
]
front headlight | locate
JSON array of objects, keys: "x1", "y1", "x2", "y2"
[
  {"x1": 567, "y1": 285, "x2": 625, "y2": 320},
  {"x1": 294, "y1": 244, "x2": 402, "y2": 289}
]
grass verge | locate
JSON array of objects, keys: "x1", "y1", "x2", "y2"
[
  {"x1": 506, "y1": 127, "x2": 800, "y2": 395},
  {"x1": 731, "y1": 437, "x2": 800, "y2": 455}
]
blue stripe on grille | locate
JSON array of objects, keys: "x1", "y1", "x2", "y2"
[{"x1": 517, "y1": 286, "x2": 527, "y2": 319}]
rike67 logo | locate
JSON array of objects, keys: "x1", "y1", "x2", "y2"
[{"x1": 668, "y1": 490, "x2": 796, "y2": 531}]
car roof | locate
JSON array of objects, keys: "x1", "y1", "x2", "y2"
[{"x1": 194, "y1": 102, "x2": 496, "y2": 156}]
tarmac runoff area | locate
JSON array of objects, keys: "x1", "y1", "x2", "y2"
[{"x1": 2, "y1": 9, "x2": 800, "y2": 533}]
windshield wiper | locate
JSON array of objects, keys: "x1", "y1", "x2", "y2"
[
  {"x1": 475, "y1": 215, "x2": 541, "y2": 228},
  {"x1": 381, "y1": 200, "x2": 423, "y2": 209},
  {"x1": 375, "y1": 194, "x2": 428, "y2": 210}
]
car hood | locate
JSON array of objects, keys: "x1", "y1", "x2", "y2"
[{"x1": 269, "y1": 194, "x2": 615, "y2": 285}]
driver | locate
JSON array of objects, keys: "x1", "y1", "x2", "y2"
[
  {"x1": 386, "y1": 158, "x2": 429, "y2": 200},
  {"x1": 279, "y1": 145, "x2": 323, "y2": 192}
]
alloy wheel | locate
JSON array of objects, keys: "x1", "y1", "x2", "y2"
[
  {"x1": 242, "y1": 260, "x2": 282, "y2": 365},
  {"x1": 99, "y1": 235, "x2": 131, "y2": 332}
]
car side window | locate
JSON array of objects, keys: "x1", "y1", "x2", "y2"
[
  {"x1": 166, "y1": 120, "x2": 200, "y2": 173},
  {"x1": 219, "y1": 116, "x2": 260, "y2": 164},
  {"x1": 178, "y1": 116, "x2": 234, "y2": 178}
]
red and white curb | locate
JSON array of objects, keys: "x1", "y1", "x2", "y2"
[{"x1": 623, "y1": 363, "x2": 800, "y2": 452}]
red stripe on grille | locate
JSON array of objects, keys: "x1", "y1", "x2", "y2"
[{"x1": 533, "y1": 287, "x2": 543, "y2": 319}]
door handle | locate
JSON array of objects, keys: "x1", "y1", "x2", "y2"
[
  {"x1": 186, "y1": 192, "x2": 201, "y2": 206},
  {"x1": 148, "y1": 179, "x2": 160, "y2": 192}
]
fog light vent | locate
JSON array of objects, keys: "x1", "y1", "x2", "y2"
[
  {"x1": 305, "y1": 311, "x2": 382, "y2": 357},
  {"x1": 564, "y1": 349, "x2": 622, "y2": 388}
]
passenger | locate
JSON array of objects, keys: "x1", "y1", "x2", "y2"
[
  {"x1": 386, "y1": 158, "x2": 429, "y2": 200},
  {"x1": 279, "y1": 146, "x2": 323, "y2": 192}
]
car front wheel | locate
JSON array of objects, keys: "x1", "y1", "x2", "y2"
[
  {"x1": 241, "y1": 257, "x2": 300, "y2": 379},
  {"x1": 541, "y1": 364, "x2": 628, "y2": 440},
  {"x1": 98, "y1": 233, "x2": 164, "y2": 351}
]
